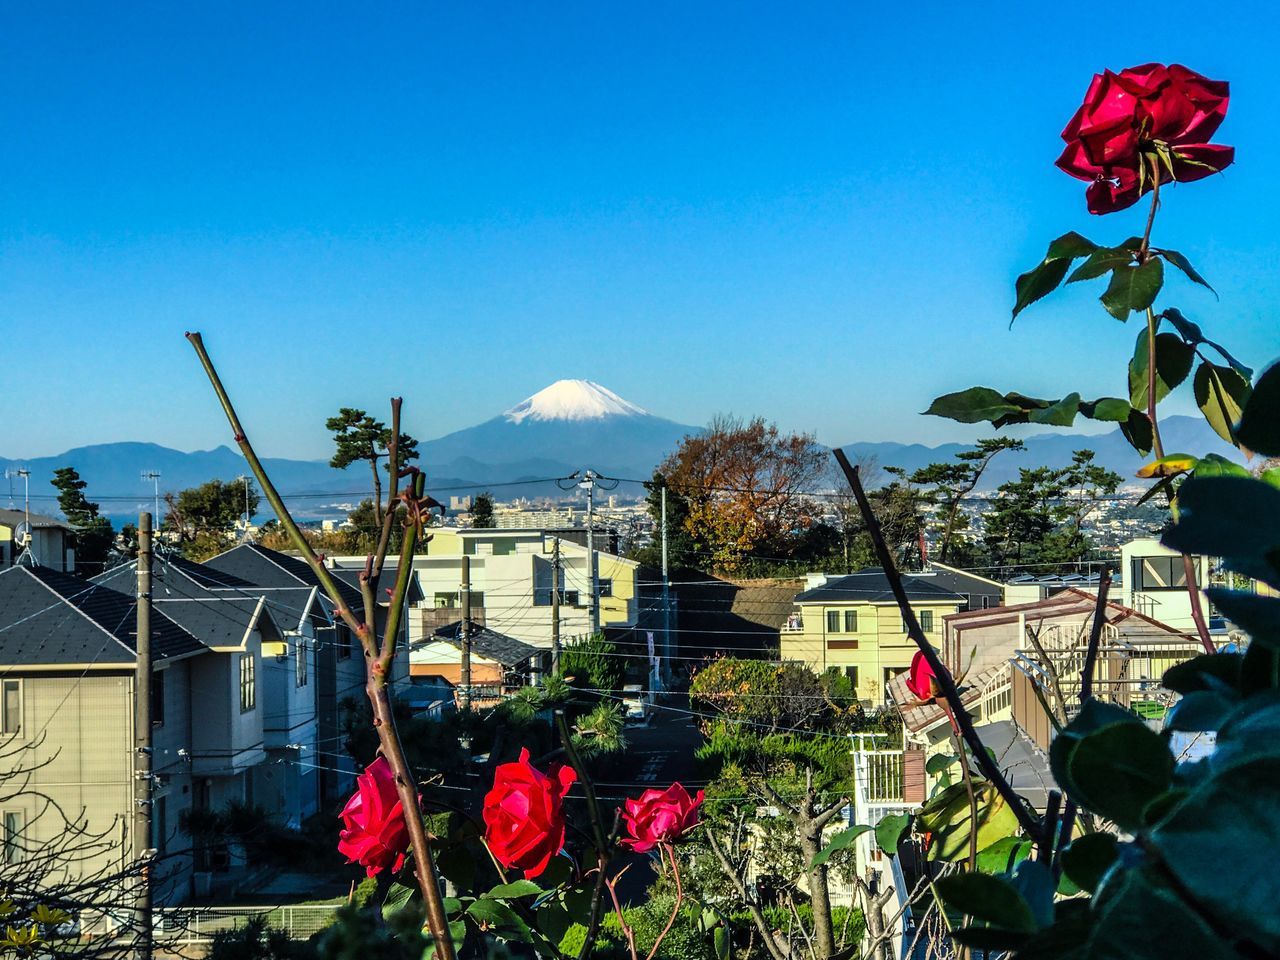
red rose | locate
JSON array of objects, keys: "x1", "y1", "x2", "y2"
[
  {"x1": 905, "y1": 650, "x2": 939, "y2": 701},
  {"x1": 337, "y1": 756, "x2": 412, "y2": 877},
  {"x1": 620, "y1": 783, "x2": 705, "y2": 853},
  {"x1": 1056, "y1": 63, "x2": 1232, "y2": 214},
  {"x1": 483, "y1": 748, "x2": 577, "y2": 878}
]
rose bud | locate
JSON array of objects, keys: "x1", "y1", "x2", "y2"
[
  {"x1": 337, "y1": 756, "x2": 412, "y2": 877},
  {"x1": 620, "y1": 783, "x2": 705, "y2": 853},
  {"x1": 483, "y1": 748, "x2": 577, "y2": 878},
  {"x1": 905, "y1": 650, "x2": 940, "y2": 701}
]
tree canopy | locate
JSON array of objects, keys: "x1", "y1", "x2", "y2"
[
  {"x1": 326, "y1": 407, "x2": 419, "y2": 526},
  {"x1": 49, "y1": 467, "x2": 114, "y2": 575}
]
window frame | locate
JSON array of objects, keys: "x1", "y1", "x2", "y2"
[
  {"x1": 3, "y1": 810, "x2": 22, "y2": 864},
  {"x1": 1, "y1": 679, "x2": 21, "y2": 735},
  {"x1": 843, "y1": 609, "x2": 858, "y2": 633},
  {"x1": 239, "y1": 653, "x2": 256, "y2": 713},
  {"x1": 920, "y1": 610, "x2": 935, "y2": 632},
  {"x1": 295, "y1": 640, "x2": 308, "y2": 688},
  {"x1": 826, "y1": 610, "x2": 841, "y2": 633},
  {"x1": 597, "y1": 578, "x2": 613, "y2": 598}
]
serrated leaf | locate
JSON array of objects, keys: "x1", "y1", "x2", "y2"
[
  {"x1": 1067, "y1": 245, "x2": 1136, "y2": 283},
  {"x1": 1129, "y1": 330, "x2": 1194, "y2": 409},
  {"x1": 924, "y1": 387, "x2": 1022, "y2": 424},
  {"x1": 1236, "y1": 360, "x2": 1280, "y2": 457},
  {"x1": 1120, "y1": 408, "x2": 1154, "y2": 456},
  {"x1": 1100, "y1": 258, "x2": 1164, "y2": 321},
  {"x1": 484, "y1": 880, "x2": 545, "y2": 900},
  {"x1": 1079, "y1": 397, "x2": 1131, "y2": 422},
  {"x1": 1193, "y1": 361, "x2": 1251, "y2": 444},
  {"x1": 1027, "y1": 392, "x2": 1081, "y2": 427},
  {"x1": 1161, "y1": 307, "x2": 1253, "y2": 378},
  {"x1": 1012, "y1": 232, "x2": 1098, "y2": 320},
  {"x1": 1157, "y1": 248, "x2": 1216, "y2": 294}
]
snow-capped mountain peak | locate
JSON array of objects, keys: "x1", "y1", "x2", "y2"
[{"x1": 503, "y1": 380, "x2": 648, "y2": 424}]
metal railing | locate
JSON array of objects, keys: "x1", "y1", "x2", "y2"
[{"x1": 154, "y1": 905, "x2": 341, "y2": 946}]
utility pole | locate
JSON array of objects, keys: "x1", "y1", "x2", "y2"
[
  {"x1": 579, "y1": 470, "x2": 600, "y2": 635},
  {"x1": 660, "y1": 486, "x2": 672, "y2": 687},
  {"x1": 550, "y1": 537, "x2": 562, "y2": 675},
  {"x1": 141, "y1": 471, "x2": 162, "y2": 528},
  {"x1": 134, "y1": 513, "x2": 154, "y2": 960},
  {"x1": 459, "y1": 555, "x2": 471, "y2": 711}
]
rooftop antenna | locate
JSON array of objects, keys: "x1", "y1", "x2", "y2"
[{"x1": 6, "y1": 468, "x2": 35, "y2": 566}]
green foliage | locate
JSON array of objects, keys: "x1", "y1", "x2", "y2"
[
  {"x1": 906, "y1": 437, "x2": 1025, "y2": 563},
  {"x1": 558, "y1": 631, "x2": 624, "y2": 694},
  {"x1": 690, "y1": 658, "x2": 866, "y2": 738},
  {"x1": 468, "y1": 492, "x2": 495, "y2": 528},
  {"x1": 49, "y1": 466, "x2": 115, "y2": 574},
  {"x1": 209, "y1": 915, "x2": 315, "y2": 960},
  {"x1": 164, "y1": 477, "x2": 260, "y2": 558}
]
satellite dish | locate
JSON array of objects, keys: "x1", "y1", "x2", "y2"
[{"x1": 13, "y1": 521, "x2": 31, "y2": 548}]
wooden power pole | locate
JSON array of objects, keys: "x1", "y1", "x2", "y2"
[
  {"x1": 550, "y1": 537, "x2": 561, "y2": 675},
  {"x1": 459, "y1": 555, "x2": 471, "y2": 711},
  {"x1": 134, "y1": 512, "x2": 154, "y2": 959}
]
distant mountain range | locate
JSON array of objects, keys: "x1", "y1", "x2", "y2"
[{"x1": 2, "y1": 379, "x2": 1243, "y2": 524}]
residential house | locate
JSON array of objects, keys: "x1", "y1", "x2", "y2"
[
  {"x1": 915, "y1": 561, "x2": 1005, "y2": 611},
  {"x1": 201, "y1": 544, "x2": 403, "y2": 804},
  {"x1": 0, "y1": 509, "x2": 75, "y2": 572},
  {"x1": 1121, "y1": 537, "x2": 1211, "y2": 633},
  {"x1": 780, "y1": 569, "x2": 965, "y2": 706},
  {"x1": 410, "y1": 622, "x2": 542, "y2": 708}
]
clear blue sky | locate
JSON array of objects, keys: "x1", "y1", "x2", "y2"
[{"x1": 3, "y1": 2, "x2": 1278, "y2": 460}]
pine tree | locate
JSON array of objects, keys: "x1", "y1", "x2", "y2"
[{"x1": 50, "y1": 467, "x2": 114, "y2": 575}]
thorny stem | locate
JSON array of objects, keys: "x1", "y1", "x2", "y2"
[
  {"x1": 645, "y1": 844, "x2": 685, "y2": 960},
  {"x1": 606, "y1": 868, "x2": 639, "y2": 960},
  {"x1": 832, "y1": 450, "x2": 1044, "y2": 845},
  {"x1": 1137, "y1": 153, "x2": 1162, "y2": 263},
  {"x1": 185, "y1": 332, "x2": 456, "y2": 960},
  {"x1": 1182, "y1": 554, "x2": 1216, "y2": 654},
  {"x1": 555, "y1": 710, "x2": 610, "y2": 960}
]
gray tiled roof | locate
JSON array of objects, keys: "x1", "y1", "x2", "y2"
[
  {"x1": 205, "y1": 544, "x2": 364, "y2": 609},
  {"x1": 794, "y1": 568, "x2": 965, "y2": 605},
  {"x1": 428, "y1": 621, "x2": 540, "y2": 667},
  {"x1": 0, "y1": 565, "x2": 204, "y2": 666}
]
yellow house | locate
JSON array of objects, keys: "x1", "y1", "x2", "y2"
[{"x1": 780, "y1": 569, "x2": 964, "y2": 706}]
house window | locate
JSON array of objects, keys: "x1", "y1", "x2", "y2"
[
  {"x1": 1, "y1": 680, "x2": 20, "y2": 734},
  {"x1": 338, "y1": 625, "x2": 352, "y2": 660},
  {"x1": 563, "y1": 590, "x2": 580, "y2": 607},
  {"x1": 3, "y1": 811, "x2": 22, "y2": 864},
  {"x1": 151, "y1": 670, "x2": 165, "y2": 727},
  {"x1": 597, "y1": 579, "x2": 613, "y2": 598},
  {"x1": 843, "y1": 610, "x2": 858, "y2": 633},
  {"x1": 844, "y1": 666, "x2": 859, "y2": 689},
  {"x1": 981, "y1": 596, "x2": 992, "y2": 610},
  {"x1": 826, "y1": 611, "x2": 841, "y2": 633},
  {"x1": 239, "y1": 654, "x2": 256, "y2": 713},
  {"x1": 1131, "y1": 556, "x2": 1188, "y2": 592},
  {"x1": 920, "y1": 610, "x2": 934, "y2": 632},
  {"x1": 296, "y1": 641, "x2": 308, "y2": 687}
]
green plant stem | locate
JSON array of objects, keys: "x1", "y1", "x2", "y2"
[
  {"x1": 185, "y1": 332, "x2": 456, "y2": 960},
  {"x1": 832, "y1": 450, "x2": 1044, "y2": 845},
  {"x1": 555, "y1": 710, "x2": 610, "y2": 960},
  {"x1": 1146, "y1": 308, "x2": 1166, "y2": 460}
]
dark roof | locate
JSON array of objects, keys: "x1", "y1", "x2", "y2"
[
  {"x1": 794, "y1": 569, "x2": 965, "y2": 605},
  {"x1": 330, "y1": 566, "x2": 424, "y2": 606},
  {"x1": 0, "y1": 509, "x2": 71, "y2": 532},
  {"x1": 204, "y1": 544, "x2": 364, "y2": 609},
  {"x1": 94, "y1": 557, "x2": 280, "y2": 650},
  {"x1": 427, "y1": 621, "x2": 540, "y2": 667},
  {"x1": 0, "y1": 565, "x2": 204, "y2": 666}
]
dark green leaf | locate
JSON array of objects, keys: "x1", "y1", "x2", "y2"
[
  {"x1": 974, "y1": 835, "x2": 1032, "y2": 874},
  {"x1": 1120, "y1": 409, "x2": 1154, "y2": 456},
  {"x1": 1028, "y1": 392, "x2": 1081, "y2": 427},
  {"x1": 1067, "y1": 245, "x2": 1136, "y2": 283},
  {"x1": 1165, "y1": 690, "x2": 1237, "y2": 732},
  {"x1": 467, "y1": 898, "x2": 533, "y2": 942},
  {"x1": 1012, "y1": 232, "x2": 1098, "y2": 319},
  {"x1": 934, "y1": 872, "x2": 1036, "y2": 932},
  {"x1": 1100, "y1": 259, "x2": 1163, "y2": 321},
  {"x1": 1152, "y1": 756, "x2": 1280, "y2": 953},
  {"x1": 1163, "y1": 477, "x2": 1280, "y2": 588},
  {"x1": 1079, "y1": 397, "x2": 1132, "y2": 422},
  {"x1": 1161, "y1": 308, "x2": 1252, "y2": 378},
  {"x1": 483, "y1": 879, "x2": 544, "y2": 900},
  {"x1": 1059, "y1": 833, "x2": 1119, "y2": 894},
  {"x1": 925, "y1": 753, "x2": 958, "y2": 775},
  {"x1": 1236, "y1": 360, "x2": 1280, "y2": 457},
  {"x1": 1135, "y1": 474, "x2": 1176, "y2": 507},
  {"x1": 1191, "y1": 453, "x2": 1249, "y2": 478},
  {"x1": 1067, "y1": 723, "x2": 1174, "y2": 830},
  {"x1": 1010, "y1": 860, "x2": 1055, "y2": 928},
  {"x1": 1157, "y1": 249, "x2": 1215, "y2": 294},
  {"x1": 1129, "y1": 331, "x2": 1194, "y2": 409},
  {"x1": 1074, "y1": 698, "x2": 1143, "y2": 733},
  {"x1": 383, "y1": 881, "x2": 418, "y2": 920},
  {"x1": 713, "y1": 925, "x2": 730, "y2": 960},
  {"x1": 811, "y1": 824, "x2": 873, "y2": 868},
  {"x1": 874, "y1": 812, "x2": 912, "y2": 854},
  {"x1": 1193, "y1": 361, "x2": 1251, "y2": 445},
  {"x1": 1162, "y1": 653, "x2": 1244, "y2": 695},
  {"x1": 1084, "y1": 867, "x2": 1236, "y2": 960},
  {"x1": 434, "y1": 840, "x2": 476, "y2": 890},
  {"x1": 924, "y1": 387, "x2": 1022, "y2": 424},
  {"x1": 1205, "y1": 588, "x2": 1280, "y2": 641}
]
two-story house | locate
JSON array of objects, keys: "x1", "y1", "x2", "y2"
[
  {"x1": 0, "y1": 509, "x2": 75, "y2": 572},
  {"x1": 779, "y1": 568, "x2": 965, "y2": 706}
]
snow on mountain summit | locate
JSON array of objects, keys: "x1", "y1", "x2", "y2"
[{"x1": 503, "y1": 380, "x2": 649, "y2": 424}]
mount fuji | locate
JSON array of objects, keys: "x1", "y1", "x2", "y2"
[{"x1": 420, "y1": 380, "x2": 696, "y2": 482}]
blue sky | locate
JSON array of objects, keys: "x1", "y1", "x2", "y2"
[{"x1": 3, "y1": 2, "x2": 1278, "y2": 460}]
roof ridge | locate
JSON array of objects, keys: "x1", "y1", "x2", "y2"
[{"x1": 21, "y1": 567, "x2": 137, "y2": 657}]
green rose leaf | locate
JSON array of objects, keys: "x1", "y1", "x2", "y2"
[
  {"x1": 1100, "y1": 258, "x2": 1163, "y2": 321},
  {"x1": 382, "y1": 881, "x2": 419, "y2": 920},
  {"x1": 811, "y1": 823, "x2": 873, "y2": 868},
  {"x1": 1236, "y1": 360, "x2": 1280, "y2": 457},
  {"x1": 1156, "y1": 248, "x2": 1215, "y2": 294},
  {"x1": 1027, "y1": 392, "x2": 1081, "y2": 427},
  {"x1": 1193, "y1": 361, "x2": 1252, "y2": 444},
  {"x1": 1067, "y1": 723, "x2": 1174, "y2": 831},
  {"x1": 1059, "y1": 833, "x2": 1120, "y2": 894},
  {"x1": 1161, "y1": 308, "x2": 1252, "y2": 378},
  {"x1": 934, "y1": 872, "x2": 1036, "y2": 932},
  {"x1": 974, "y1": 835, "x2": 1033, "y2": 874},
  {"x1": 1163, "y1": 477, "x2": 1280, "y2": 588},
  {"x1": 924, "y1": 387, "x2": 1023, "y2": 424},
  {"x1": 874, "y1": 812, "x2": 912, "y2": 854},
  {"x1": 1128, "y1": 330, "x2": 1195, "y2": 409},
  {"x1": 1191, "y1": 453, "x2": 1249, "y2": 479},
  {"x1": 483, "y1": 880, "x2": 545, "y2": 900},
  {"x1": 467, "y1": 898, "x2": 534, "y2": 943},
  {"x1": 1078, "y1": 397, "x2": 1132, "y2": 422},
  {"x1": 1067, "y1": 245, "x2": 1136, "y2": 283},
  {"x1": 1012, "y1": 232, "x2": 1098, "y2": 320},
  {"x1": 925, "y1": 752, "x2": 959, "y2": 775},
  {"x1": 1120, "y1": 408, "x2": 1155, "y2": 456}
]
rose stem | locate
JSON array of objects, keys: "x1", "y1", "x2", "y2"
[
  {"x1": 645, "y1": 844, "x2": 684, "y2": 960},
  {"x1": 555, "y1": 709, "x2": 611, "y2": 960},
  {"x1": 185, "y1": 333, "x2": 456, "y2": 959}
]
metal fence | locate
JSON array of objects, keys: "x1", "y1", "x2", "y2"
[{"x1": 155, "y1": 905, "x2": 341, "y2": 946}]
